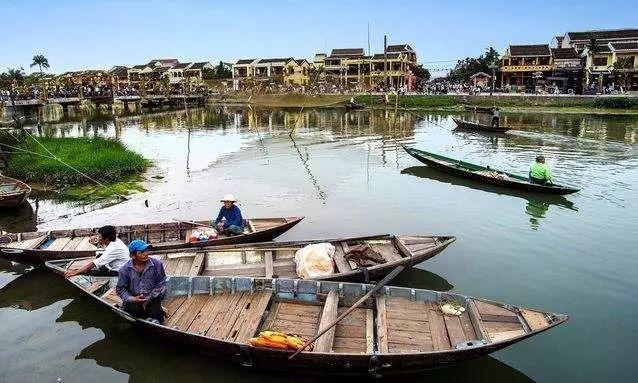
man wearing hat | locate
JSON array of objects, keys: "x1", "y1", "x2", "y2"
[
  {"x1": 116, "y1": 239, "x2": 166, "y2": 323},
  {"x1": 213, "y1": 193, "x2": 244, "y2": 235}
]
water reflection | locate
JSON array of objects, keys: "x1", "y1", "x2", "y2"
[
  {"x1": 393, "y1": 267, "x2": 454, "y2": 292},
  {"x1": 401, "y1": 166, "x2": 577, "y2": 229},
  {"x1": 0, "y1": 201, "x2": 37, "y2": 233},
  {"x1": 0, "y1": 268, "x2": 72, "y2": 310}
]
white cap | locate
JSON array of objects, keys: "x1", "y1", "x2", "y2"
[{"x1": 220, "y1": 193, "x2": 236, "y2": 202}]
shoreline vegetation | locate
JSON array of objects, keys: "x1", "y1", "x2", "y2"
[
  {"x1": 209, "y1": 93, "x2": 638, "y2": 114},
  {"x1": 1, "y1": 136, "x2": 150, "y2": 199}
]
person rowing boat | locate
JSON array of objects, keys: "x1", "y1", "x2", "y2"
[
  {"x1": 529, "y1": 155, "x2": 553, "y2": 185},
  {"x1": 212, "y1": 194, "x2": 244, "y2": 235}
]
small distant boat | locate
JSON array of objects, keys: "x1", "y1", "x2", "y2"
[
  {"x1": 403, "y1": 146, "x2": 579, "y2": 195},
  {"x1": 46, "y1": 234, "x2": 456, "y2": 282},
  {"x1": 0, "y1": 217, "x2": 304, "y2": 265},
  {"x1": 344, "y1": 102, "x2": 365, "y2": 110},
  {"x1": 0, "y1": 175, "x2": 31, "y2": 209},
  {"x1": 452, "y1": 118, "x2": 510, "y2": 133},
  {"x1": 47, "y1": 271, "x2": 568, "y2": 375},
  {"x1": 463, "y1": 106, "x2": 495, "y2": 114}
]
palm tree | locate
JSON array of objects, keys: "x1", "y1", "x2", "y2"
[
  {"x1": 30, "y1": 54, "x2": 50, "y2": 75},
  {"x1": 613, "y1": 56, "x2": 634, "y2": 92}
]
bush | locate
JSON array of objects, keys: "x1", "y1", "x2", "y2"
[{"x1": 5, "y1": 137, "x2": 150, "y2": 187}]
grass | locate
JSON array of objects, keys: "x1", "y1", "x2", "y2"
[
  {"x1": 249, "y1": 93, "x2": 350, "y2": 108},
  {"x1": 4, "y1": 136, "x2": 151, "y2": 190},
  {"x1": 354, "y1": 94, "x2": 638, "y2": 113}
]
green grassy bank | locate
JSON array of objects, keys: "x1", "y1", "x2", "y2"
[
  {"x1": 354, "y1": 94, "x2": 638, "y2": 114},
  {"x1": 3, "y1": 136, "x2": 150, "y2": 198}
]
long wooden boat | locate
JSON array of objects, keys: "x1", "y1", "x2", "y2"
[
  {"x1": 0, "y1": 175, "x2": 31, "y2": 208},
  {"x1": 46, "y1": 234, "x2": 456, "y2": 282},
  {"x1": 403, "y1": 146, "x2": 579, "y2": 195},
  {"x1": 463, "y1": 105, "x2": 495, "y2": 114},
  {"x1": 452, "y1": 118, "x2": 510, "y2": 133},
  {"x1": 0, "y1": 217, "x2": 303, "y2": 265},
  {"x1": 47, "y1": 270, "x2": 567, "y2": 375}
]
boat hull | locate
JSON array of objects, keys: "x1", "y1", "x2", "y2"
[
  {"x1": 403, "y1": 146, "x2": 579, "y2": 195},
  {"x1": 452, "y1": 118, "x2": 509, "y2": 133},
  {"x1": 0, "y1": 217, "x2": 304, "y2": 265}
]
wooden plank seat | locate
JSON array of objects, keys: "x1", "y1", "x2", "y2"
[
  {"x1": 377, "y1": 297, "x2": 481, "y2": 353},
  {"x1": 471, "y1": 299, "x2": 525, "y2": 342},
  {"x1": 164, "y1": 291, "x2": 273, "y2": 343}
]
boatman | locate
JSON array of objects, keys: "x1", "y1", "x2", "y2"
[
  {"x1": 116, "y1": 239, "x2": 166, "y2": 324},
  {"x1": 529, "y1": 156, "x2": 553, "y2": 185},
  {"x1": 64, "y1": 225, "x2": 129, "y2": 278},
  {"x1": 213, "y1": 194, "x2": 244, "y2": 235},
  {"x1": 491, "y1": 107, "x2": 500, "y2": 128}
]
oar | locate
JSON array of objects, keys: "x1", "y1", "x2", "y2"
[
  {"x1": 288, "y1": 265, "x2": 405, "y2": 360},
  {"x1": 172, "y1": 219, "x2": 215, "y2": 230}
]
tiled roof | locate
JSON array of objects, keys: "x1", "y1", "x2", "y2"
[
  {"x1": 386, "y1": 44, "x2": 414, "y2": 53},
  {"x1": 593, "y1": 44, "x2": 612, "y2": 53},
  {"x1": 508, "y1": 44, "x2": 551, "y2": 56},
  {"x1": 330, "y1": 48, "x2": 364, "y2": 57},
  {"x1": 187, "y1": 62, "x2": 210, "y2": 70},
  {"x1": 552, "y1": 48, "x2": 580, "y2": 60},
  {"x1": 109, "y1": 66, "x2": 129, "y2": 76},
  {"x1": 469, "y1": 71, "x2": 491, "y2": 79},
  {"x1": 611, "y1": 42, "x2": 638, "y2": 51},
  {"x1": 567, "y1": 28, "x2": 638, "y2": 41},
  {"x1": 372, "y1": 53, "x2": 401, "y2": 60},
  {"x1": 257, "y1": 58, "x2": 291, "y2": 64},
  {"x1": 131, "y1": 64, "x2": 148, "y2": 70},
  {"x1": 172, "y1": 62, "x2": 192, "y2": 69},
  {"x1": 235, "y1": 59, "x2": 256, "y2": 65},
  {"x1": 148, "y1": 58, "x2": 179, "y2": 66}
]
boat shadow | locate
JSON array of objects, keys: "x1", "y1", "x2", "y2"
[
  {"x1": 401, "y1": 165, "x2": 578, "y2": 227},
  {"x1": 0, "y1": 267, "x2": 76, "y2": 310},
  {"x1": 392, "y1": 266, "x2": 454, "y2": 292}
]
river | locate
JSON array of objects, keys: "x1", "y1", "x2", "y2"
[{"x1": 1, "y1": 106, "x2": 636, "y2": 382}]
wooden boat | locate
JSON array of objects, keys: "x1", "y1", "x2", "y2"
[
  {"x1": 344, "y1": 102, "x2": 365, "y2": 110},
  {"x1": 0, "y1": 175, "x2": 31, "y2": 208},
  {"x1": 0, "y1": 217, "x2": 303, "y2": 265},
  {"x1": 403, "y1": 146, "x2": 579, "y2": 195},
  {"x1": 47, "y1": 271, "x2": 567, "y2": 375},
  {"x1": 46, "y1": 234, "x2": 456, "y2": 282},
  {"x1": 463, "y1": 105, "x2": 495, "y2": 114},
  {"x1": 452, "y1": 118, "x2": 510, "y2": 133}
]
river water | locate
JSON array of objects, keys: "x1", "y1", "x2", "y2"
[{"x1": 0, "y1": 106, "x2": 636, "y2": 382}]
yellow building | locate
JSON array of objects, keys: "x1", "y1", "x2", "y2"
[{"x1": 284, "y1": 59, "x2": 311, "y2": 86}]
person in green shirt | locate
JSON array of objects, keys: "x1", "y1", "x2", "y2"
[{"x1": 529, "y1": 155, "x2": 553, "y2": 185}]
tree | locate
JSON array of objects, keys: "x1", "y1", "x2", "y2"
[
  {"x1": 448, "y1": 47, "x2": 500, "y2": 83},
  {"x1": 202, "y1": 67, "x2": 216, "y2": 80},
  {"x1": 411, "y1": 65, "x2": 431, "y2": 82},
  {"x1": 613, "y1": 56, "x2": 635, "y2": 92},
  {"x1": 214, "y1": 61, "x2": 232, "y2": 79},
  {"x1": 30, "y1": 54, "x2": 50, "y2": 75}
]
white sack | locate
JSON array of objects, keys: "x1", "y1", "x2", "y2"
[{"x1": 294, "y1": 243, "x2": 336, "y2": 279}]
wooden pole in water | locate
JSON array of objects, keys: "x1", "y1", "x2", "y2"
[{"x1": 288, "y1": 265, "x2": 405, "y2": 359}]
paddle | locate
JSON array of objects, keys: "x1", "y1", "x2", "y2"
[
  {"x1": 288, "y1": 265, "x2": 405, "y2": 360},
  {"x1": 172, "y1": 219, "x2": 216, "y2": 230}
]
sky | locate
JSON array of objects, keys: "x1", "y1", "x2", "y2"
[{"x1": 1, "y1": 0, "x2": 636, "y2": 75}]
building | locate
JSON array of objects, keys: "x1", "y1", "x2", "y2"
[
  {"x1": 469, "y1": 72, "x2": 492, "y2": 89},
  {"x1": 582, "y1": 42, "x2": 638, "y2": 91},
  {"x1": 499, "y1": 44, "x2": 553, "y2": 91},
  {"x1": 185, "y1": 62, "x2": 215, "y2": 84},
  {"x1": 284, "y1": 59, "x2": 311, "y2": 86},
  {"x1": 167, "y1": 62, "x2": 192, "y2": 84},
  {"x1": 549, "y1": 47, "x2": 583, "y2": 93},
  {"x1": 560, "y1": 28, "x2": 638, "y2": 51},
  {"x1": 321, "y1": 44, "x2": 417, "y2": 89}
]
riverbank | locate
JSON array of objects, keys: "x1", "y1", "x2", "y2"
[
  {"x1": 1, "y1": 136, "x2": 150, "y2": 199},
  {"x1": 210, "y1": 92, "x2": 638, "y2": 114}
]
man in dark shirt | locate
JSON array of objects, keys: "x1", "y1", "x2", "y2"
[
  {"x1": 213, "y1": 193, "x2": 244, "y2": 235},
  {"x1": 116, "y1": 240, "x2": 166, "y2": 324}
]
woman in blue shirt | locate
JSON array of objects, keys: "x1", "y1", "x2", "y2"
[{"x1": 213, "y1": 194, "x2": 244, "y2": 235}]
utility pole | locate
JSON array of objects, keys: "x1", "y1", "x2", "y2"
[
  {"x1": 383, "y1": 35, "x2": 388, "y2": 88},
  {"x1": 367, "y1": 22, "x2": 372, "y2": 90}
]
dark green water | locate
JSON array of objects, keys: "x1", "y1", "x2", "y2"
[{"x1": 1, "y1": 107, "x2": 636, "y2": 382}]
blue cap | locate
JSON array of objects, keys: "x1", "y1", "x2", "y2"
[{"x1": 128, "y1": 239, "x2": 151, "y2": 253}]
